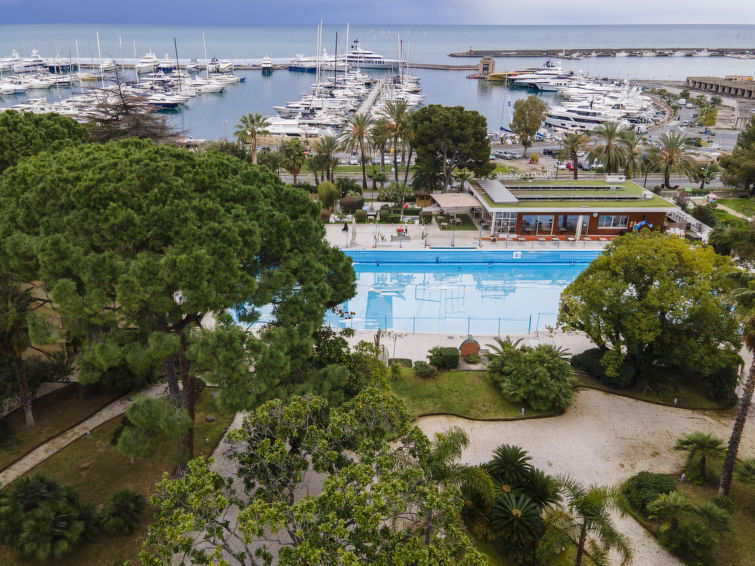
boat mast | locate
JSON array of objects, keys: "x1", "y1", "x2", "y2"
[
  {"x1": 202, "y1": 31, "x2": 209, "y2": 79},
  {"x1": 334, "y1": 31, "x2": 338, "y2": 86},
  {"x1": 173, "y1": 37, "x2": 181, "y2": 90},
  {"x1": 96, "y1": 31, "x2": 104, "y2": 84},
  {"x1": 133, "y1": 40, "x2": 138, "y2": 85}
]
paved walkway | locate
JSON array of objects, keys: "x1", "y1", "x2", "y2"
[
  {"x1": 0, "y1": 383, "x2": 167, "y2": 486},
  {"x1": 716, "y1": 203, "x2": 751, "y2": 221}
]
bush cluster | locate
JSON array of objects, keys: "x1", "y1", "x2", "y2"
[
  {"x1": 0, "y1": 475, "x2": 144, "y2": 560},
  {"x1": 623, "y1": 471, "x2": 676, "y2": 515},
  {"x1": 427, "y1": 346, "x2": 460, "y2": 369},
  {"x1": 388, "y1": 358, "x2": 413, "y2": 368},
  {"x1": 413, "y1": 360, "x2": 437, "y2": 379},
  {"x1": 339, "y1": 196, "x2": 365, "y2": 213},
  {"x1": 570, "y1": 348, "x2": 635, "y2": 389},
  {"x1": 336, "y1": 177, "x2": 362, "y2": 196},
  {"x1": 355, "y1": 209, "x2": 368, "y2": 223}
]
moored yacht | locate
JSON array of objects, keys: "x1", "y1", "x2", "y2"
[
  {"x1": 136, "y1": 51, "x2": 159, "y2": 73},
  {"x1": 342, "y1": 40, "x2": 400, "y2": 69}
]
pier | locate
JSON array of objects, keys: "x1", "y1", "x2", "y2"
[
  {"x1": 356, "y1": 79, "x2": 385, "y2": 116},
  {"x1": 449, "y1": 48, "x2": 755, "y2": 58}
]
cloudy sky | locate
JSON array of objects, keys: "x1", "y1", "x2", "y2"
[{"x1": 1, "y1": 0, "x2": 754, "y2": 25}]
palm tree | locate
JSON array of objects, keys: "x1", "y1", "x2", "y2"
[
  {"x1": 257, "y1": 149, "x2": 282, "y2": 177},
  {"x1": 492, "y1": 492, "x2": 543, "y2": 545},
  {"x1": 381, "y1": 99, "x2": 411, "y2": 184},
  {"x1": 675, "y1": 432, "x2": 725, "y2": 484},
  {"x1": 402, "y1": 120, "x2": 416, "y2": 187},
  {"x1": 552, "y1": 477, "x2": 633, "y2": 566},
  {"x1": 647, "y1": 131, "x2": 698, "y2": 188},
  {"x1": 312, "y1": 135, "x2": 340, "y2": 181},
  {"x1": 588, "y1": 121, "x2": 627, "y2": 174},
  {"x1": 735, "y1": 458, "x2": 755, "y2": 486},
  {"x1": 233, "y1": 113, "x2": 270, "y2": 164},
  {"x1": 516, "y1": 467, "x2": 561, "y2": 509},
  {"x1": 280, "y1": 139, "x2": 306, "y2": 184},
  {"x1": 487, "y1": 336, "x2": 524, "y2": 358},
  {"x1": 453, "y1": 168, "x2": 473, "y2": 190},
  {"x1": 560, "y1": 133, "x2": 590, "y2": 180},
  {"x1": 647, "y1": 491, "x2": 695, "y2": 532},
  {"x1": 619, "y1": 129, "x2": 646, "y2": 179},
  {"x1": 488, "y1": 444, "x2": 533, "y2": 489},
  {"x1": 370, "y1": 118, "x2": 391, "y2": 173},
  {"x1": 339, "y1": 113, "x2": 372, "y2": 191},
  {"x1": 421, "y1": 427, "x2": 494, "y2": 545},
  {"x1": 305, "y1": 153, "x2": 327, "y2": 185},
  {"x1": 719, "y1": 270, "x2": 755, "y2": 495}
]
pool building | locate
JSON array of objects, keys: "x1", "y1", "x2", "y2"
[{"x1": 440, "y1": 176, "x2": 676, "y2": 240}]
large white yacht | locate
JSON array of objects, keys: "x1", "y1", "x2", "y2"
[
  {"x1": 341, "y1": 40, "x2": 400, "y2": 70},
  {"x1": 545, "y1": 105, "x2": 630, "y2": 132},
  {"x1": 136, "y1": 51, "x2": 159, "y2": 73}
]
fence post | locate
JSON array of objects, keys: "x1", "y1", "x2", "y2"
[
  {"x1": 467, "y1": 316, "x2": 471, "y2": 334},
  {"x1": 528, "y1": 314, "x2": 532, "y2": 333}
]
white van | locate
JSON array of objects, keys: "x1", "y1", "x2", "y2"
[
  {"x1": 686, "y1": 103, "x2": 694, "y2": 109},
  {"x1": 678, "y1": 98, "x2": 687, "y2": 105}
]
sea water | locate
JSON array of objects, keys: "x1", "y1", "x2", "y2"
[{"x1": 1, "y1": 24, "x2": 753, "y2": 140}]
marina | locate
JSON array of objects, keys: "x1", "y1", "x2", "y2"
[{"x1": 451, "y1": 47, "x2": 755, "y2": 58}]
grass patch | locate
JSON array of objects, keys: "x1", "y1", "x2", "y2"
[
  {"x1": 573, "y1": 371, "x2": 733, "y2": 411},
  {"x1": 0, "y1": 388, "x2": 236, "y2": 566},
  {"x1": 435, "y1": 213, "x2": 478, "y2": 231},
  {"x1": 712, "y1": 207, "x2": 750, "y2": 229},
  {"x1": 475, "y1": 538, "x2": 596, "y2": 565},
  {"x1": 390, "y1": 368, "x2": 553, "y2": 419},
  {"x1": 718, "y1": 198, "x2": 755, "y2": 218},
  {"x1": 0, "y1": 384, "x2": 124, "y2": 471}
]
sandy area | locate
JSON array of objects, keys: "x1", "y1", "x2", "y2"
[{"x1": 417, "y1": 389, "x2": 755, "y2": 566}]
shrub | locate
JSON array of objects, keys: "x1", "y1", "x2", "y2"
[
  {"x1": 529, "y1": 152, "x2": 539, "y2": 163},
  {"x1": 428, "y1": 346, "x2": 460, "y2": 369},
  {"x1": 292, "y1": 182, "x2": 317, "y2": 193},
  {"x1": 659, "y1": 519, "x2": 715, "y2": 566},
  {"x1": 709, "y1": 494, "x2": 735, "y2": 514},
  {"x1": 100, "y1": 490, "x2": 145, "y2": 535},
  {"x1": 320, "y1": 208, "x2": 332, "y2": 223},
  {"x1": 570, "y1": 348, "x2": 635, "y2": 388},
  {"x1": 419, "y1": 211, "x2": 434, "y2": 225},
  {"x1": 355, "y1": 209, "x2": 368, "y2": 223},
  {"x1": 339, "y1": 195, "x2": 365, "y2": 213},
  {"x1": 465, "y1": 354, "x2": 480, "y2": 364},
  {"x1": 318, "y1": 181, "x2": 339, "y2": 210},
  {"x1": 389, "y1": 364, "x2": 403, "y2": 381},
  {"x1": 336, "y1": 176, "x2": 362, "y2": 196},
  {"x1": 623, "y1": 471, "x2": 677, "y2": 516},
  {"x1": 488, "y1": 341, "x2": 574, "y2": 412},
  {"x1": 388, "y1": 358, "x2": 413, "y2": 368},
  {"x1": 413, "y1": 360, "x2": 437, "y2": 379}
]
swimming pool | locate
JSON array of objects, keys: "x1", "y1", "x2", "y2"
[{"x1": 323, "y1": 250, "x2": 600, "y2": 334}]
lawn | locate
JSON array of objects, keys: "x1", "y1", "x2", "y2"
[
  {"x1": 573, "y1": 371, "x2": 734, "y2": 411},
  {"x1": 712, "y1": 206, "x2": 750, "y2": 229},
  {"x1": 475, "y1": 538, "x2": 596, "y2": 565},
  {"x1": 390, "y1": 368, "x2": 554, "y2": 419},
  {"x1": 0, "y1": 388, "x2": 236, "y2": 566},
  {"x1": 718, "y1": 197, "x2": 755, "y2": 218},
  {"x1": 0, "y1": 384, "x2": 124, "y2": 471},
  {"x1": 435, "y1": 213, "x2": 478, "y2": 231}
]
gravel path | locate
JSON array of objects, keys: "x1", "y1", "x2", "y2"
[
  {"x1": 0, "y1": 383, "x2": 167, "y2": 486},
  {"x1": 416, "y1": 389, "x2": 755, "y2": 566}
]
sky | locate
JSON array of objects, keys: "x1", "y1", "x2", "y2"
[{"x1": 1, "y1": 0, "x2": 754, "y2": 25}]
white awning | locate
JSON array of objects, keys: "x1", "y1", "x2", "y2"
[{"x1": 431, "y1": 193, "x2": 482, "y2": 209}]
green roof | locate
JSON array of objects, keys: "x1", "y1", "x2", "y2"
[{"x1": 474, "y1": 179, "x2": 675, "y2": 209}]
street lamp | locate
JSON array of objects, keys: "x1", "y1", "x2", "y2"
[{"x1": 223, "y1": 120, "x2": 228, "y2": 142}]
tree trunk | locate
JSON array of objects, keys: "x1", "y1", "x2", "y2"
[
  {"x1": 573, "y1": 155, "x2": 579, "y2": 180},
  {"x1": 14, "y1": 357, "x2": 35, "y2": 427},
  {"x1": 360, "y1": 143, "x2": 368, "y2": 191},
  {"x1": 441, "y1": 150, "x2": 449, "y2": 192},
  {"x1": 393, "y1": 137, "x2": 400, "y2": 184},
  {"x1": 403, "y1": 146, "x2": 413, "y2": 186},
  {"x1": 165, "y1": 355, "x2": 181, "y2": 402},
  {"x1": 719, "y1": 357, "x2": 755, "y2": 495},
  {"x1": 251, "y1": 135, "x2": 258, "y2": 164},
  {"x1": 424, "y1": 509, "x2": 433, "y2": 545},
  {"x1": 177, "y1": 335, "x2": 196, "y2": 467},
  {"x1": 380, "y1": 147, "x2": 386, "y2": 173},
  {"x1": 574, "y1": 523, "x2": 588, "y2": 566},
  {"x1": 522, "y1": 143, "x2": 529, "y2": 158}
]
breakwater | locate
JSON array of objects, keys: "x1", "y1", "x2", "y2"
[{"x1": 450, "y1": 48, "x2": 755, "y2": 58}]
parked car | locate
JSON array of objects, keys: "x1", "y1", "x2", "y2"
[
  {"x1": 371, "y1": 156, "x2": 381, "y2": 165},
  {"x1": 494, "y1": 150, "x2": 507, "y2": 158},
  {"x1": 555, "y1": 162, "x2": 568, "y2": 170},
  {"x1": 565, "y1": 162, "x2": 575, "y2": 171},
  {"x1": 507, "y1": 151, "x2": 522, "y2": 159},
  {"x1": 542, "y1": 148, "x2": 558, "y2": 157},
  {"x1": 578, "y1": 161, "x2": 592, "y2": 171},
  {"x1": 348, "y1": 156, "x2": 359, "y2": 165}
]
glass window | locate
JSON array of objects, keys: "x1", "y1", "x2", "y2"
[
  {"x1": 598, "y1": 215, "x2": 629, "y2": 229},
  {"x1": 558, "y1": 215, "x2": 579, "y2": 233}
]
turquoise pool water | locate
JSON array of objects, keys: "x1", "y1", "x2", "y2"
[{"x1": 323, "y1": 250, "x2": 599, "y2": 334}]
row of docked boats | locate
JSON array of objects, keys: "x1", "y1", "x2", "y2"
[
  {"x1": 504, "y1": 66, "x2": 659, "y2": 134},
  {"x1": 267, "y1": 69, "x2": 423, "y2": 139},
  {"x1": 553, "y1": 48, "x2": 720, "y2": 60}
]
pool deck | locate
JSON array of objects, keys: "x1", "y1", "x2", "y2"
[{"x1": 325, "y1": 222, "x2": 614, "y2": 251}]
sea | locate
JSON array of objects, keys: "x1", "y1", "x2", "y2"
[{"x1": 1, "y1": 24, "x2": 754, "y2": 140}]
